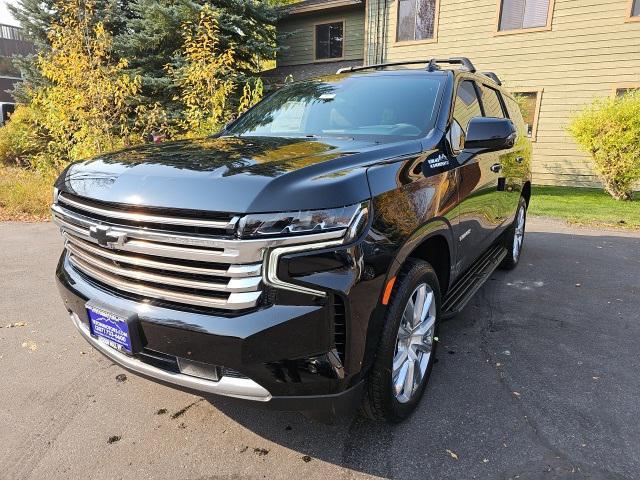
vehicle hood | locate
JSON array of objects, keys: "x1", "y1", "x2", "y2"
[{"x1": 56, "y1": 135, "x2": 421, "y2": 213}]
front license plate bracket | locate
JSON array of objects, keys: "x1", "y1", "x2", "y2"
[{"x1": 85, "y1": 300, "x2": 143, "y2": 355}]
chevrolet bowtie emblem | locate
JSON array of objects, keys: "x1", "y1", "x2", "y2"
[{"x1": 89, "y1": 225, "x2": 127, "y2": 249}]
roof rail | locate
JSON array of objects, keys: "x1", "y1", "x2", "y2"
[
  {"x1": 336, "y1": 57, "x2": 477, "y2": 74},
  {"x1": 482, "y1": 72, "x2": 502, "y2": 86},
  {"x1": 426, "y1": 57, "x2": 476, "y2": 73},
  {"x1": 336, "y1": 60, "x2": 431, "y2": 74}
]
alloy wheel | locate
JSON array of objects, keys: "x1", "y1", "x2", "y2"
[{"x1": 392, "y1": 283, "x2": 436, "y2": 404}]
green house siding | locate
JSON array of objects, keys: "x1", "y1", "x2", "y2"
[{"x1": 277, "y1": 8, "x2": 366, "y2": 66}]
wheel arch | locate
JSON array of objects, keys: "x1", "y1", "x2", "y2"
[{"x1": 386, "y1": 218, "x2": 455, "y2": 298}]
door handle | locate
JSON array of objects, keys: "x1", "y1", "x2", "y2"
[
  {"x1": 515, "y1": 156, "x2": 525, "y2": 164},
  {"x1": 490, "y1": 163, "x2": 502, "y2": 173}
]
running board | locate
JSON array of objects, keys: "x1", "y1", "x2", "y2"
[{"x1": 442, "y1": 244, "x2": 507, "y2": 318}]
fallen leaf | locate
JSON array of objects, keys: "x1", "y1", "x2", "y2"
[
  {"x1": 483, "y1": 458, "x2": 489, "y2": 463},
  {"x1": 446, "y1": 449, "x2": 459, "y2": 460},
  {"x1": 21, "y1": 340, "x2": 37, "y2": 351},
  {"x1": 4, "y1": 322, "x2": 27, "y2": 328}
]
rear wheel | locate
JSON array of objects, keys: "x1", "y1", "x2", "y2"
[
  {"x1": 500, "y1": 197, "x2": 527, "y2": 270},
  {"x1": 362, "y1": 259, "x2": 440, "y2": 422}
]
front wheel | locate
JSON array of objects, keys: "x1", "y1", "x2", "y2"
[
  {"x1": 500, "y1": 197, "x2": 527, "y2": 270},
  {"x1": 361, "y1": 259, "x2": 440, "y2": 422}
]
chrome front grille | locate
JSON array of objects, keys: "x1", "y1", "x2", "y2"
[
  {"x1": 53, "y1": 192, "x2": 349, "y2": 311},
  {"x1": 52, "y1": 192, "x2": 263, "y2": 310}
]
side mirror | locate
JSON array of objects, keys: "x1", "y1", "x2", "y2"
[{"x1": 464, "y1": 117, "x2": 517, "y2": 152}]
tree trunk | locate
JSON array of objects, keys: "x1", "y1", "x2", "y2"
[{"x1": 603, "y1": 178, "x2": 633, "y2": 201}]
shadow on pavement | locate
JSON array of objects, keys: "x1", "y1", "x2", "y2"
[{"x1": 207, "y1": 230, "x2": 639, "y2": 480}]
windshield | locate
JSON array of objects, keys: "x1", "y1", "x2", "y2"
[{"x1": 227, "y1": 74, "x2": 445, "y2": 139}]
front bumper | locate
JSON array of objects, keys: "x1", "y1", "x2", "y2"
[
  {"x1": 68, "y1": 309, "x2": 272, "y2": 401},
  {"x1": 56, "y1": 235, "x2": 388, "y2": 414}
]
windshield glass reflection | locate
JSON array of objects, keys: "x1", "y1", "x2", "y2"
[{"x1": 228, "y1": 74, "x2": 445, "y2": 139}]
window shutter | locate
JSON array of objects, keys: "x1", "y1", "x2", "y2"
[
  {"x1": 523, "y1": 0, "x2": 550, "y2": 28},
  {"x1": 500, "y1": 0, "x2": 525, "y2": 30}
]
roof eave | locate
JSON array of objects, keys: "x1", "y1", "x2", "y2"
[{"x1": 280, "y1": 0, "x2": 364, "y2": 17}]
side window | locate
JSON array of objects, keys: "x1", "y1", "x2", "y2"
[
  {"x1": 453, "y1": 80, "x2": 482, "y2": 132},
  {"x1": 450, "y1": 80, "x2": 482, "y2": 153},
  {"x1": 479, "y1": 85, "x2": 506, "y2": 118}
]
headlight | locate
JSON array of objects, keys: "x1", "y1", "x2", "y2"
[{"x1": 237, "y1": 202, "x2": 367, "y2": 239}]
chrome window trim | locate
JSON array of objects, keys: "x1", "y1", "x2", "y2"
[{"x1": 69, "y1": 312, "x2": 271, "y2": 401}]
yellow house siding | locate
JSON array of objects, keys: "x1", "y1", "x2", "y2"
[
  {"x1": 277, "y1": 9, "x2": 365, "y2": 66},
  {"x1": 368, "y1": 0, "x2": 640, "y2": 187}
]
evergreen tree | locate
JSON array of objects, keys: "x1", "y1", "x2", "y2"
[
  {"x1": 115, "y1": 0, "x2": 280, "y2": 115},
  {"x1": 11, "y1": 0, "x2": 281, "y2": 113}
]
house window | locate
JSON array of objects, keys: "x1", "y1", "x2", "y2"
[
  {"x1": 315, "y1": 21, "x2": 344, "y2": 60},
  {"x1": 397, "y1": 0, "x2": 438, "y2": 42},
  {"x1": 615, "y1": 87, "x2": 640, "y2": 97},
  {"x1": 629, "y1": 0, "x2": 640, "y2": 20},
  {"x1": 511, "y1": 90, "x2": 542, "y2": 141},
  {"x1": 498, "y1": 0, "x2": 554, "y2": 32}
]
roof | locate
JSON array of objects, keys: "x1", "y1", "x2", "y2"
[{"x1": 280, "y1": 0, "x2": 364, "y2": 17}]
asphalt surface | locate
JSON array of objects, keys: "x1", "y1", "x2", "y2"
[{"x1": 1, "y1": 218, "x2": 639, "y2": 480}]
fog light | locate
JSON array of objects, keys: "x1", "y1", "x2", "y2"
[{"x1": 177, "y1": 357, "x2": 219, "y2": 381}]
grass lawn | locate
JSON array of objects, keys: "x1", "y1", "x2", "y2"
[
  {"x1": 529, "y1": 185, "x2": 640, "y2": 229},
  {"x1": 0, "y1": 166, "x2": 56, "y2": 221}
]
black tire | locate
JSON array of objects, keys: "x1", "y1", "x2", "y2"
[
  {"x1": 361, "y1": 258, "x2": 441, "y2": 423},
  {"x1": 500, "y1": 197, "x2": 527, "y2": 270}
]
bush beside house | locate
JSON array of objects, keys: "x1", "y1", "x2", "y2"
[{"x1": 569, "y1": 91, "x2": 640, "y2": 201}]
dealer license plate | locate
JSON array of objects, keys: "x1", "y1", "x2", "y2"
[{"x1": 87, "y1": 304, "x2": 132, "y2": 354}]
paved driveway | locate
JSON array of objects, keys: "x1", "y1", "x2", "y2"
[{"x1": 1, "y1": 219, "x2": 639, "y2": 480}]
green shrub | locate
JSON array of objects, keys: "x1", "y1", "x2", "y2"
[
  {"x1": 568, "y1": 91, "x2": 640, "y2": 200},
  {"x1": 0, "y1": 105, "x2": 45, "y2": 168}
]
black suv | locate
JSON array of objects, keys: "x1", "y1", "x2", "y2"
[{"x1": 52, "y1": 58, "x2": 531, "y2": 423}]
